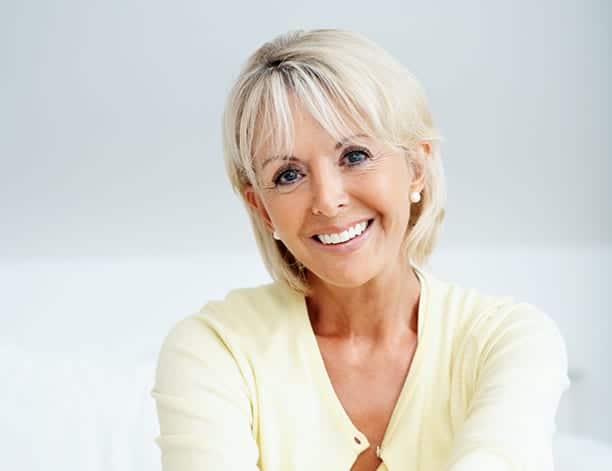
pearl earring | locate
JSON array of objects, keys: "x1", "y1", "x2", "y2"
[
  {"x1": 273, "y1": 230, "x2": 281, "y2": 240},
  {"x1": 410, "y1": 191, "x2": 421, "y2": 203}
]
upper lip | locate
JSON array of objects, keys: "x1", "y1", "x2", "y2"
[{"x1": 310, "y1": 218, "x2": 372, "y2": 237}]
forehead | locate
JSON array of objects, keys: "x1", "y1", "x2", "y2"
[{"x1": 252, "y1": 93, "x2": 365, "y2": 166}]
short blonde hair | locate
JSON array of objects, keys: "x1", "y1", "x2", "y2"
[{"x1": 221, "y1": 29, "x2": 447, "y2": 296}]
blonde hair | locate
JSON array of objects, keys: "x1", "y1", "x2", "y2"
[{"x1": 221, "y1": 29, "x2": 447, "y2": 296}]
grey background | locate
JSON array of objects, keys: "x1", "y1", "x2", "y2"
[
  {"x1": 1, "y1": 0, "x2": 610, "y2": 462},
  {"x1": 1, "y1": 0, "x2": 609, "y2": 257}
]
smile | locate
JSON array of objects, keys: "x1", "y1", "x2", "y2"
[
  {"x1": 315, "y1": 220, "x2": 369, "y2": 244},
  {"x1": 310, "y1": 218, "x2": 375, "y2": 253}
]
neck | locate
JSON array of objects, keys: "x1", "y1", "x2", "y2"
[{"x1": 305, "y1": 261, "x2": 421, "y2": 345}]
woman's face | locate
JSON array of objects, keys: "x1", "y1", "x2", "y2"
[{"x1": 244, "y1": 96, "x2": 426, "y2": 289}]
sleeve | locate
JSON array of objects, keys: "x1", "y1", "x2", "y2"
[
  {"x1": 445, "y1": 303, "x2": 571, "y2": 470},
  {"x1": 150, "y1": 313, "x2": 260, "y2": 471}
]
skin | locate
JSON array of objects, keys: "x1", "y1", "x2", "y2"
[{"x1": 244, "y1": 94, "x2": 431, "y2": 471}]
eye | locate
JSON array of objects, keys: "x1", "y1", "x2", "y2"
[
  {"x1": 274, "y1": 167, "x2": 303, "y2": 186},
  {"x1": 343, "y1": 148, "x2": 370, "y2": 166},
  {"x1": 271, "y1": 147, "x2": 371, "y2": 188}
]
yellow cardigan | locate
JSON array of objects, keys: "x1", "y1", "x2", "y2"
[{"x1": 151, "y1": 263, "x2": 570, "y2": 470}]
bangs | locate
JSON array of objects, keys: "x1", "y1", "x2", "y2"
[{"x1": 243, "y1": 64, "x2": 386, "y2": 187}]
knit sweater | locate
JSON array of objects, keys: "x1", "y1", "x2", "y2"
[{"x1": 151, "y1": 262, "x2": 570, "y2": 470}]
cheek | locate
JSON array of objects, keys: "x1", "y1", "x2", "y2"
[
  {"x1": 265, "y1": 195, "x2": 307, "y2": 230},
  {"x1": 365, "y1": 171, "x2": 412, "y2": 230},
  {"x1": 365, "y1": 169, "x2": 408, "y2": 208},
  {"x1": 388, "y1": 160, "x2": 412, "y2": 205}
]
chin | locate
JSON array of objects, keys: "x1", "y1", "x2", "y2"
[{"x1": 311, "y1": 264, "x2": 378, "y2": 289}]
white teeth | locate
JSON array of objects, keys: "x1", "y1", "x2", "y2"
[{"x1": 316, "y1": 221, "x2": 368, "y2": 245}]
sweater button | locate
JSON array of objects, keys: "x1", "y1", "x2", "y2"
[{"x1": 354, "y1": 436, "x2": 361, "y2": 445}]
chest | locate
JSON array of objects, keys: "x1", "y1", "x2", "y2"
[{"x1": 317, "y1": 337, "x2": 418, "y2": 471}]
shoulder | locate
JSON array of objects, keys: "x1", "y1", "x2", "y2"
[
  {"x1": 159, "y1": 280, "x2": 297, "y2": 359},
  {"x1": 421, "y1": 268, "x2": 516, "y2": 338},
  {"x1": 468, "y1": 300, "x2": 568, "y2": 365},
  {"x1": 423, "y1": 269, "x2": 566, "y2": 363},
  {"x1": 451, "y1": 288, "x2": 570, "y2": 389},
  {"x1": 201, "y1": 280, "x2": 297, "y2": 340}
]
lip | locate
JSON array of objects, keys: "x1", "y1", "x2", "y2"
[
  {"x1": 310, "y1": 218, "x2": 372, "y2": 237},
  {"x1": 309, "y1": 218, "x2": 375, "y2": 254}
]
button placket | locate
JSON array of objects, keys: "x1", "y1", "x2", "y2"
[
  {"x1": 376, "y1": 445, "x2": 382, "y2": 459},
  {"x1": 351, "y1": 432, "x2": 369, "y2": 453}
]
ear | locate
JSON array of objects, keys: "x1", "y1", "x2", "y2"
[
  {"x1": 411, "y1": 141, "x2": 431, "y2": 192},
  {"x1": 243, "y1": 185, "x2": 274, "y2": 230},
  {"x1": 420, "y1": 141, "x2": 432, "y2": 158}
]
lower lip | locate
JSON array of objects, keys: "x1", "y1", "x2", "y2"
[{"x1": 310, "y1": 219, "x2": 375, "y2": 254}]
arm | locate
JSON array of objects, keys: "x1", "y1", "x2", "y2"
[
  {"x1": 150, "y1": 313, "x2": 260, "y2": 470},
  {"x1": 445, "y1": 303, "x2": 571, "y2": 470}
]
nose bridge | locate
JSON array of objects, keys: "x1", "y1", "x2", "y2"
[{"x1": 310, "y1": 157, "x2": 347, "y2": 215}]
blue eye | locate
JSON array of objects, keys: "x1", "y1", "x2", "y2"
[
  {"x1": 272, "y1": 148, "x2": 371, "y2": 188},
  {"x1": 344, "y1": 149, "x2": 369, "y2": 165},
  {"x1": 274, "y1": 168, "x2": 302, "y2": 186}
]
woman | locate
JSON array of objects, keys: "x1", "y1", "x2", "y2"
[{"x1": 151, "y1": 29, "x2": 570, "y2": 470}]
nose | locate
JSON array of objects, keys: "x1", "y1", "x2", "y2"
[{"x1": 310, "y1": 161, "x2": 348, "y2": 217}]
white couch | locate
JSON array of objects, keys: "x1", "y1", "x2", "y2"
[
  {"x1": 2, "y1": 251, "x2": 611, "y2": 469},
  {"x1": 2, "y1": 343, "x2": 612, "y2": 470}
]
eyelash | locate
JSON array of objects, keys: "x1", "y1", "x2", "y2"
[{"x1": 272, "y1": 148, "x2": 372, "y2": 187}]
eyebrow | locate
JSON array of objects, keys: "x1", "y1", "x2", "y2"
[{"x1": 260, "y1": 134, "x2": 368, "y2": 170}]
